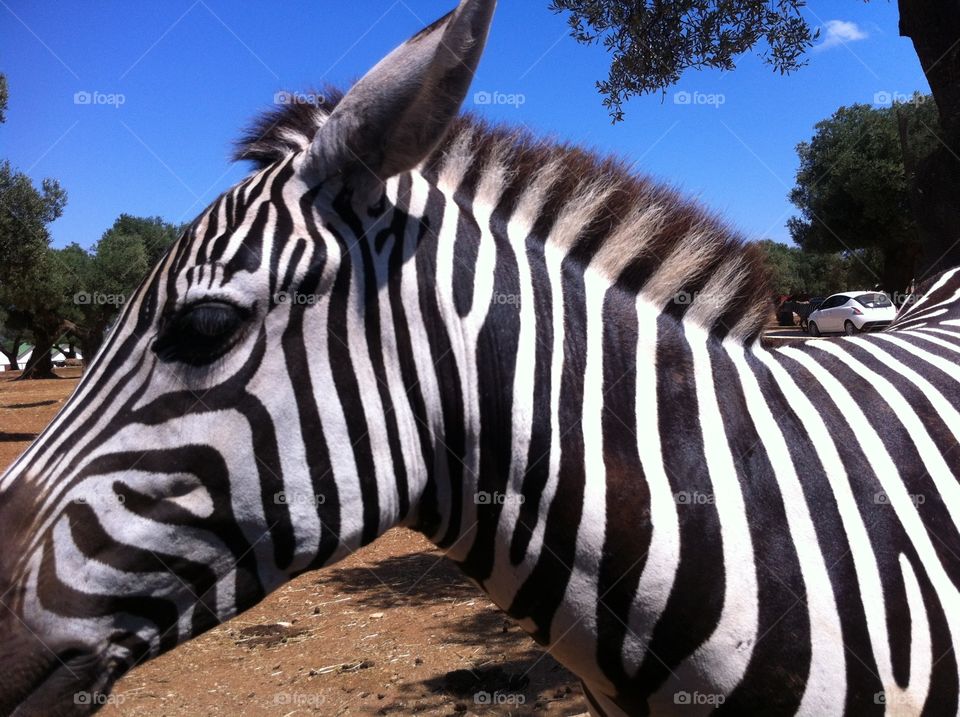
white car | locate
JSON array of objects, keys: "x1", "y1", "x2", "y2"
[{"x1": 807, "y1": 291, "x2": 897, "y2": 336}]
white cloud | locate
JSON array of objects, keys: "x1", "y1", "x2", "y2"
[{"x1": 815, "y1": 20, "x2": 869, "y2": 52}]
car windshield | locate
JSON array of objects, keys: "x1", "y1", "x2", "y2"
[{"x1": 854, "y1": 293, "x2": 892, "y2": 308}]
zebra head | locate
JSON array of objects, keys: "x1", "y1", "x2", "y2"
[{"x1": 0, "y1": 1, "x2": 496, "y2": 714}]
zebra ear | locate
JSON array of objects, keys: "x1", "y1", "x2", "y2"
[{"x1": 301, "y1": 0, "x2": 496, "y2": 196}]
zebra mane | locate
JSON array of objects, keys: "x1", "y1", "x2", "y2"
[
  {"x1": 233, "y1": 86, "x2": 345, "y2": 168},
  {"x1": 234, "y1": 88, "x2": 771, "y2": 342}
]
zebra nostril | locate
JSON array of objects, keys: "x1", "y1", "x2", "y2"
[
  {"x1": 53, "y1": 648, "x2": 89, "y2": 667},
  {"x1": 0, "y1": 614, "x2": 105, "y2": 717},
  {"x1": 5, "y1": 651, "x2": 103, "y2": 717}
]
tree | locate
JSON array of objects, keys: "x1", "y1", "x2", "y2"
[
  {"x1": 0, "y1": 211, "x2": 178, "y2": 377},
  {"x1": 0, "y1": 164, "x2": 68, "y2": 379},
  {"x1": 4, "y1": 246, "x2": 79, "y2": 379},
  {"x1": 897, "y1": 1, "x2": 960, "y2": 279},
  {"x1": 552, "y1": 1, "x2": 960, "y2": 279},
  {"x1": 0, "y1": 337, "x2": 26, "y2": 370},
  {"x1": 0, "y1": 75, "x2": 70, "y2": 378},
  {"x1": 0, "y1": 306, "x2": 28, "y2": 371},
  {"x1": 85, "y1": 215, "x2": 179, "y2": 358},
  {"x1": 0, "y1": 73, "x2": 7, "y2": 124},
  {"x1": 56, "y1": 241, "x2": 95, "y2": 354},
  {"x1": 66, "y1": 215, "x2": 180, "y2": 360},
  {"x1": 74, "y1": 231, "x2": 147, "y2": 360},
  {"x1": 756, "y1": 239, "x2": 882, "y2": 297},
  {"x1": 550, "y1": 0, "x2": 815, "y2": 122},
  {"x1": 102, "y1": 214, "x2": 182, "y2": 266},
  {"x1": 788, "y1": 99, "x2": 940, "y2": 295},
  {"x1": 0, "y1": 160, "x2": 67, "y2": 287}
]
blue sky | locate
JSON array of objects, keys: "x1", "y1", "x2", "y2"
[{"x1": 1, "y1": 1, "x2": 930, "y2": 250}]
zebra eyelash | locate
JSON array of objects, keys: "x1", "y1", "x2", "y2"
[{"x1": 152, "y1": 300, "x2": 252, "y2": 366}]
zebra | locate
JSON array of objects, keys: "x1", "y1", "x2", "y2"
[{"x1": 2, "y1": 0, "x2": 960, "y2": 713}]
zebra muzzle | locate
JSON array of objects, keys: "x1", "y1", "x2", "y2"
[{"x1": 0, "y1": 621, "x2": 103, "y2": 717}]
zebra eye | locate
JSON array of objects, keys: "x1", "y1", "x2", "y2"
[{"x1": 153, "y1": 301, "x2": 249, "y2": 365}]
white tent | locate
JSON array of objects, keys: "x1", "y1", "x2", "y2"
[
  {"x1": 51, "y1": 346, "x2": 83, "y2": 364},
  {"x1": 0, "y1": 345, "x2": 82, "y2": 372},
  {"x1": 0, "y1": 346, "x2": 32, "y2": 373}
]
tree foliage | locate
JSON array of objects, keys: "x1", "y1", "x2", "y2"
[
  {"x1": 0, "y1": 77, "x2": 71, "y2": 377},
  {"x1": 0, "y1": 160, "x2": 67, "y2": 287},
  {"x1": 756, "y1": 239, "x2": 882, "y2": 297},
  {"x1": 3, "y1": 246, "x2": 78, "y2": 378},
  {"x1": 69, "y1": 215, "x2": 180, "y2": 359},
  {"x1": 0, "y1": 73, "x2": 7, "y2": 125},
  {"x1": 0, "y1": 213, "x2": 179, "y2": 377},
  {"x1": 550, "y1": 0, "x2": 816, "y2": 121},
  {"x1": 787, "y1": 97, "x2": 940, "y2": 294},
  {"x1": 0, "y1": 167, "x2": 69, "y2": 378},
  {"x1": 103, "y1": 214, "x2": 182, "y2": 267},
  {"x1": 549, "y1": 1, "x2": 960, "y2": 281}
]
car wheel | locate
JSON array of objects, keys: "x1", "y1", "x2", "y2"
[
  {"x1": 808, "y1": 321, "x2": 820, "y2": 337},
  {"x1": 844, "y1": 320, "x2": 858, "y2": 336}
]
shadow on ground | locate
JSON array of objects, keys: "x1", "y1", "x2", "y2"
[
  {"x1": 0, "y1": 432, "x2": 38, "y2": 442},
  {"x1": 316, "y1": 550, "x2": 581, "y2": 715},
  {"x1": 1, "y1": 400, "x2": 59, "y2": 409}
]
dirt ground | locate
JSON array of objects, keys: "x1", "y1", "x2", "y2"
[{"x1": 0, "y1": 370, "x2": 586, "y2": 716}]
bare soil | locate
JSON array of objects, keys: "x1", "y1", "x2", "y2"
[{"x1": 0, "y1": 371, "x2": 586, "y2": 716}]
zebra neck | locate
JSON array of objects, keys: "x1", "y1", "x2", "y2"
[
  {"x1": 391, "y1": 167, "x2": 777, "y2": 674},
  {"x1": 386, "y1": 167, "x2": 768, "y2": 601}
]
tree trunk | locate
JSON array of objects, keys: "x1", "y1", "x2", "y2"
[
  {"x1": 18, "y1": 331, "x2": 57, "y2": 380},
  {"x1": 71, "y1": 318, "x2": 110, "y2": 368},
  {"x1": 881, "y1": 241, "x2": 921, "y2": 303},
  {"x1": 896, "y1": 105, "x2": 924, "y2": 225},
  {"x1": 0, "y1": 334, "x2": 22, "y2": 371},
  {"x1": 898, "y1": 0, "x2": 960, "y2": 278},
  {"x1": 914, "y1": 148, "x2": 960, "y2": 276},
  {"x1": 895, "y1": 105, "x2": 928, "y2": 299},
  {"x1": 81, "y1": 329, "x2": 105, "y2": 366}
]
